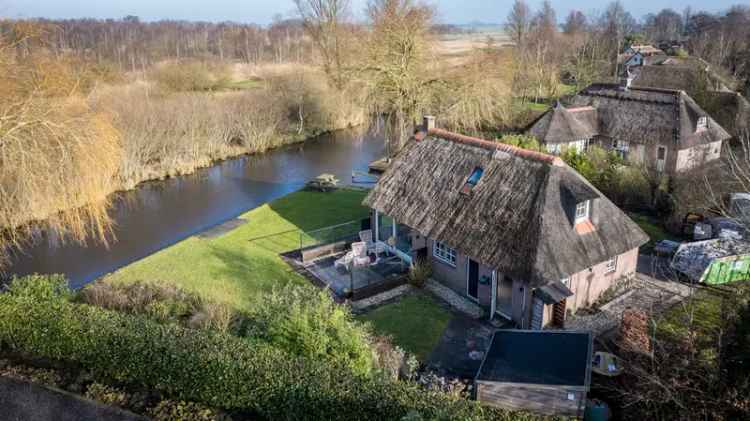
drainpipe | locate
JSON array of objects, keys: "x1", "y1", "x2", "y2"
[{"x1": 490, "y1": 271, "x2": 497, "y2": 321}]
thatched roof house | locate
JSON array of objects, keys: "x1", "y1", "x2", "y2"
[
  {"x1": 527, "y1": 84, "x2": 731, "y2": 174},
  {"x1": 626, "y1": 44, "x2": 665, "y2": 56},
  {"x1": 365, "y1": 120, "x2": 647, "y2": 329}
]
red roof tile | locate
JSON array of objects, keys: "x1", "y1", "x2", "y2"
[{"x1": 424, "y1": 128, "x2": 562, "y2": 165}]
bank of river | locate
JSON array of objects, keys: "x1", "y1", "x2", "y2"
[{"x1": 6, "y1": 129, "x2": 385, "y2": 288}]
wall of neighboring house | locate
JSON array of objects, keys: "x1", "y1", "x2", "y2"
[
  {"x1": 568, "y1": 247, "x2": 638, "y2": 313},
  {"x1": 538, "y1": 247, "x2": 638, "y2": 327},
  {"x1": 675, "y1": 140, "x2": 723, "y2": 172}
]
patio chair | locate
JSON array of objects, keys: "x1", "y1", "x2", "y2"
[
  {"x1": 335, "y1": 241, "x2": 369, "y2": 270},
  {"x1": 360, "y1": 229, "x2": 387, "y2": 257}
]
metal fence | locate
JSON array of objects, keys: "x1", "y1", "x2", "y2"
[{"x1": 299, "y1": 219, "x2": 369, "y2": 250}]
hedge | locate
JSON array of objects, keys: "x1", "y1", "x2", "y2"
[{"x1": 0, "y1": 276, "x2": 554, "y2": 421}]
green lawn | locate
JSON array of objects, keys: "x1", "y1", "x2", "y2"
[
  {"x1": 103, "y1": 188, "x2": 370, "y2": 311},
  {"x1": 627, "y1": 212, "x2": 683, "y2": 254},
  {"x1": 359, "y1": 294, "x2": 452, "y2": 361}
]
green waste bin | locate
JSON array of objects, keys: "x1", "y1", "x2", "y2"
[{"x1": 584, "y1": 399, "x2": 610, "y2": 421}]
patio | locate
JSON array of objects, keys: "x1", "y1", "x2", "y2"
[{"x1": 304, "y1": 252, "x2": 409, "y2": 297}]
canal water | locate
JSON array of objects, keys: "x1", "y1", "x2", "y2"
[{"x1": 6, "y1": 129, "x2": 385, "y2": 289}]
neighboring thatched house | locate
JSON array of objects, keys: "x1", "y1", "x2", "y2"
[
  {"x1": 364, "y1": 117, "x2": 648, "y2": 329},
  {"x1": 626, "y1": 44, "x2": 665, "y2": 56},
  {"x1": 630, "y1": 58, "x2": 733, "y2": 93},
  {"x1": 526, "y1": 83, "x2": 732, "y2": 175},
  {"x1": 628, "y1": 59, "x2": 749, "y2": 140}
]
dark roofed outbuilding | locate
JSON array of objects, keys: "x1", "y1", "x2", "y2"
[{"x1": 475, "y1": 330, "x2": 593, "y2": 416}]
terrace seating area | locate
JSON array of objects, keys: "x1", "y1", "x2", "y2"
[{"x1": 290, "y1": 228, "x2": 411, "y2": 299}]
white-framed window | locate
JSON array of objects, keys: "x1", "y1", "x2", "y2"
[
  {"x1": 697, "y1": 116, "x2": 708, "y2": 131},
  {"x1": 561, "y1": 277, "x2": 571, "y2": 287},
  {"x1": 575, "y1": 200, "x2": 590, "y2": 224},
  {"x1": 433, "y1": 241, "x2": 457, "y2": 266},
  {"x1": 605, "y1": 256, "x2": 618, "y2": 274},
  {"x1": 613, "y1": 140, "x2": 630, "y2": 160}
]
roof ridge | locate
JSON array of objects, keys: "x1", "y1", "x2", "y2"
[{"x1": 425, "y1": 128, "x2": 563, "y2": 166}]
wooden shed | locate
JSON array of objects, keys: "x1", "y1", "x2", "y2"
[{"x1": 475, "y1": 330, "x2": 593, "y2": 417}]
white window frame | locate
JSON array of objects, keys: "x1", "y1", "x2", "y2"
[
  {"x1": 575, "y1": 200, "x2": 590, "y2": 224},
  {"x1": 433, "y1": 241, "x2": 457, "y2": 267},
  {"x1": 561, "y1": 277, "x2": 571, "y2": 287},
  {"x1": 605, "y1": 256, "x2": 618, "y2": 274},
  {"x1": 697, "y1": 116, "x2": 708, "y2": 131}
]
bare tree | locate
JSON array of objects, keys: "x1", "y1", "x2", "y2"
[
  {"x1": 563, "y1": 10, "x2": 587, "y2": 37},
  {"x1": 294, "y1": 0, "x2": 352, "y2": 89},
  {"x1": 362, "y1": 0, "x2": 435, "y2": 157},
  {"x1": 505, "y1": 0, "x2": 532, "y2": 50}
]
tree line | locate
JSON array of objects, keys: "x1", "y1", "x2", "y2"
[{"x1": 0, "y1": 15, "x2": 310, "y2": 70}]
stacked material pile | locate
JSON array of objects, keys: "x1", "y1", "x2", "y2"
[{"x1": 619, "y1": 308, "x2": 651, "y2": 353}]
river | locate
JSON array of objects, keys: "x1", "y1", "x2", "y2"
[{"x1": 5, "y1": 129, "x2": 385, "y2": 289}]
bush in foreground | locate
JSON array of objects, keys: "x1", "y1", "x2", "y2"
[{"x1": 0, "y1": 275, "x2": 554, "y2": 421}]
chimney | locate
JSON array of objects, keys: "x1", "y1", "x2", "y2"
[{"x1": 423, "y1": 115, "x2": 436, "y2": 131}]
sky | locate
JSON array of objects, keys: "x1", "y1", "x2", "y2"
[{"x1": 2, "y1": 0, "x2": 743, "y2": 25}]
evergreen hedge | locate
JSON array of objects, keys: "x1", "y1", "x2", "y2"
[{"x1": 0, "y1": 276, "x2": 553, "y2": 421}]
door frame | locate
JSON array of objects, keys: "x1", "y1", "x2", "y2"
[
  {"x1": 656, "y1": 145, "x2": 667, "y2": 172},
  {"x1": 466, "y1": 258, "x2": 479, "y2": 302},
  {"x1": 494, "y1": 274, "x2": 513, "y2": 320}
]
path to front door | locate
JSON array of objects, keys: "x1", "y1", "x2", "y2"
[{"x1": 426, "y1": 315, "x2": 512, "y2": 379}]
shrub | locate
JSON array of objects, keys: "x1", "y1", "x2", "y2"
[
  {"x1": 244, "y1": 285, "x2": 375, "y2": 376},
  {"x1": 409, "y1": 258, "x2": 432, "y2": 288},
  {"x1": 79, "y1": 281, "x2": 236, "y2": 329},
  {"x1": 369, "y1": 334, "x2": 407, "y2": 380},
  {"x1": 151, "y1": 61, "x2": 231, "y2": 92},
  {"x1": 499, "y1": 134, "x2": 543, "y2": 152},
  {"x1": 149, "y1": 400, "x2": 222, "y2": 421},
  {"x1": 0, "y1": 276, "x2": 548, "y2": 421},
  {"x1": 85, "y1": 383, "x2": 130, "y2": 408}
]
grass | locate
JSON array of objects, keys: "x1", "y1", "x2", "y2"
[
  {"x1": 656, "y1": 284, "x2": 750, "y2": 365},
  {"x1": 628, "y1": 212, "x2": 681, "y2": 253},
  {"x1": 359, "y1": 293, "x2": 452, "y2": 361},
  {"x1": 103, "y1": 188, "x2": 370, "y2": 311}
]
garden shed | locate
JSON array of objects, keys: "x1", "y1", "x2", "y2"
[
  {"x1": 671, "y1": 238, "x2": 750, "y2": 285},
  {"x1": 475, "y1": 330, "x2": 592, "y2": 417}
]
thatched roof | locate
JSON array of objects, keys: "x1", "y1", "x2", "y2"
[
  {"x1": 631, "y1": 65, "x2": 696, "y2": 91},
  {"x1": 529, "y1": 84, "x2": 731, "y2": 148},
  {"x1": 364, "y1": 128, "x2": 648, "y2": 285},
  {"x1": 628, "y1": 45, "x2": 665, "y2": 56},
  {"x1": 631, "y1": 58, "x2": 735, "y2": 92},
  {"x1": 527, "y1": 104, "x2": 598, "y2": 144}
]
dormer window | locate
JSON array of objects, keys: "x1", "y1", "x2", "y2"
[
  {"x1": 575, "y1": 200, "x2": 590, "y2": 223},
  {"x1": 460, "y1": 167, "x2": 484, "y2": 195},
  {"x1": 697, "y1": 116, "x2": 708, "y2": 131}
]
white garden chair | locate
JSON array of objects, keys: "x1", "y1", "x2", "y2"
[{"x1": 335, "y1": 241, "x2": 370, "y2": 270}]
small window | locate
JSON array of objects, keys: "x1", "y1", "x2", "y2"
[
  {"x1": 605, "y1": 256, "x2": 618, "y2": 274},
  {"x1": 697, "y1": 116, "x2": 708, "y2": 130},
  {"x1": 460, "y1": 167, "x2": 484, "y2": 195},
  {"x1": 433, "y1": 241, "x2": 457, "y2": 266},
  {"x1": 575, "y1": 200, "x2": 590, "y2": 223},
  {"x1": 467, "y1": 167, "x2": 484, "y2": 186},
  {"x1": 561, "y1": 277, "x2": 571, "y2": 287}
]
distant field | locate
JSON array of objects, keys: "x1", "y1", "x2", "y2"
[{"x1": 435, "y1": 30, "x2": 511, "y2": 65}]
